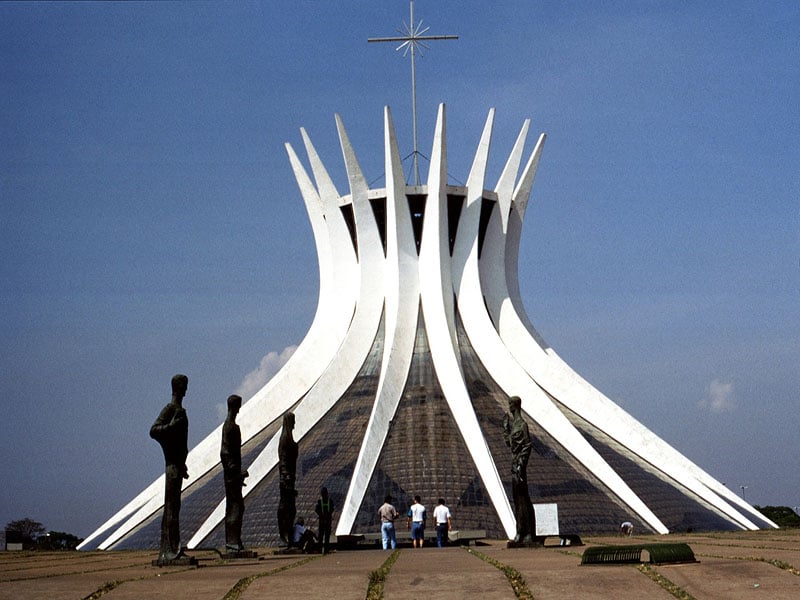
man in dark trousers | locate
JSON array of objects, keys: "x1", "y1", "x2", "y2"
[
  {"x1": 315, "y1": 486, "x2": 334, "y2": 554},
  {"x1": 150, "y1": 374, "x2": 190, "y2": 562}
]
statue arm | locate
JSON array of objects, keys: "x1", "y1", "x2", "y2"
[
  {"x1": 510, "y1": 422, "x2": 532, "y2": 476},
  {"x1": 220, "y1": 452, "x2": 236, "y2": 473},
  {"x1": 520, "y1": 423, "x2": 532, "y2": 459},
  {"x1": 502, "y1": 412, "x2": 512, "y2": 447},
  {"x1": 222, "y1": 426, "x2": 247, "y2": 484},
  {"x1": 149, "y1": 405, "x2": 175, "y2": 441}
]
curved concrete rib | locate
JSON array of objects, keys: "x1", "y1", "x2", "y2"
[
  {"x1": 188, "y1": 114, "x2": 386, "y2": 548},
  {"x1": 419, "y1": 104, "x2": 516, "y2": 538},
  {"x1": 498, "y1": 134, "x2": 549, "y2": 347},
  {"x1": 230, "y1": 131, "x2": 358, "y2": 438},
  {"x1": 337, "y1": 106, "x2": 420, "y2": 534},
  {"x1": 87, "y1": 134, "x2": 359, "y2": 551},
  {"x1": 91, "y1": 133, "x2": 362, "y2": 550},
  {"x1": 500, "y1": 140, "x2": 767, "y2": 528},
  {"x1": 454, "y1": 114, "x2": 668, "y2": 534},
  {"x1": 494, "y1": 118, "x2": 530, "y2": 224},
  {"x1": 222, "y1": 135, "x2": 357, "y2": 439},
  {"x1": 77, "y1": 480, "x2": 162, "y2": 550},
  {"x1": 300, "y1": 128, "x2": 360, "y2": 319},
  {"x1": 481, "y1": 129, "x2": 769, "y2": 530}
]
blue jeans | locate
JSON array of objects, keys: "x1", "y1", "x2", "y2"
[
  {"x1": 381, "y1": 522, "x2": 396, "y2": 550},
  {"x1": 436, "y1": 524, "x2": 448, "y2": 547},
  {"x1": 411, "y1": 521, "x2": 424, "y2": 541}
]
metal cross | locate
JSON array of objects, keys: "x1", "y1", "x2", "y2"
[{"x1": 369, "y1": 1, "x2": 458, "y2": 185}]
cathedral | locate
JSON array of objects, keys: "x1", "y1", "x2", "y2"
[{"x1": 79, "y1": 104, "x2": 775, "y2": 551}]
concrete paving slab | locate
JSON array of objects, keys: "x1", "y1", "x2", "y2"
[
  {"x1": 0, "y1": 551, "x2": 192, "y2": 600},
  {"x1": 0, "y1": 551, "x2": 158, "y2": 581},
  {"x1": 1, "y1": 570, "x2": 152, "y2": 600},
  {"x1": 476, "y1": 543, "x2": 676, "y2": 600},
  {"x1": 0, "y1": 529, "x2": 797, "y2": 599},
  {"x1": 656, "y1": 556, "x2": 800, "y2": 600},
  {"x1": 688, "y1": 541, "x2": 800, "y2": 566},
  {"x1": 105, "y1": 563, "x2": 265, "y2": 600},
  {"x1": 103, "y1": 552, "x2": 310, "y2": 600},
  {"x1": 241, "y1": 550, "x2": 388, "y2": 600},
  {"x1": 384, "y1": 547, "x2": 515, "y2": 599}
]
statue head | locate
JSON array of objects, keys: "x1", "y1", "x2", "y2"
[
  {"x1": 227, "y1": 394, "x2": 242, "y2": 414},
  {"x1": 508, "y1": 395, "x2": 521, "y2": 413},
  {"x1": 283, "y1": 412, "x2": 295, "y2": 431},
  {"x1": 171, "y1": 374, "x2": 188, "y2": 398}
]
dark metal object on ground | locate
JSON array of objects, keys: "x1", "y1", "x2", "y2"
[{"x1": 581, "y1": 542, "x2": 697, "y2": 565}]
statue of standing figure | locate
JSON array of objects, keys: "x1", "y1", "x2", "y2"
[
  {"x1": 150, "y1": 374, "x2": 191, "y2": 562},
  {"x1": 503, "y1": 395, "x2": 535, "y2": 545},
  {"x1": 221, "y1": 394, "x2": 249, "y2": 552},
  {"x1": 277, "y1": 412, "x2": 298, "y2": 545}
]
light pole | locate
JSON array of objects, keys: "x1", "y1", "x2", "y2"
[{"x1": 739, "y1": 485, "x2": 748, "y2": 501}]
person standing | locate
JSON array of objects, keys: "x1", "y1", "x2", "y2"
[
  {"x1": 150, "y1": 374, "x2": 190, "y2": 563},
  {"x1": 378, "y1": 494, "x2": 399, "y2": 550},
  {"x1": 221, "y1": 394, "x2": 249, "y2": 552},
  {"x1": 315, "y1": 487, "x2": 334, "y2": 554},
  {"x1": 433, "y1": 498, "x2": 452, "y2": 548},
  {"x1": 406, "y1": 495, "x2": 426, "y2": 548}
]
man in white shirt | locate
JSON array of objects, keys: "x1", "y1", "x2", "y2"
[
  {"x1": 432, "y1": 498, "x2": 452, "y2": 548},
  {"x1": 406, "y1": 495, "x2": 426, "y2": 548}
]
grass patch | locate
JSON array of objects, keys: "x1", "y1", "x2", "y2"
[
  {"x1": 222, "y1": 555, "x2": 317, "y2": 600},
  {"x1": 764, "y1": 558, "x2": 800, "y2": 576},
  {"x1": 82, "y1": 566, "x2": 197, "y2": 600},
  {"x1": 82, "y1": 579, "x2": 123, "y2": 600},
  {"x1": 366, "y1": 549, "x2": 400, "y2": 600},
  {"x1": 637, "y1": 564, "x2": 697, "y2": 600},
  {"x1": 464, "y1": 547, "x2": 534, "y2": 600}
]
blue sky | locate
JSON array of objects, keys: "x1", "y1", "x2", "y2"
[{"x1": 2, "y1": 1, "x2": 798, "y2": 537}]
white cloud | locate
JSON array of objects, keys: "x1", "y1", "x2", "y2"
[
  {"x1": 215, "y1": 401, "x2": 228, "y2": 423},
  {"x1": 699, "y1": 379, "x2": 735, "y2": 413},
  {"x1": 236, "y1": 345, "x2": 298, "y2": 401},
  {"x1": 215, "y1": 346, "x2": 298, "y2": 420}
]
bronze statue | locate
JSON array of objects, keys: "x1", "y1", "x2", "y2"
[
  {"x1": 277, "y1": 412, "x2": 298, "y2": 544},
  {"x1": 221, "y1": 394, "x2": 249, "y2": 552},
  {"x1": 503, "y1": 395, "x2": 535, "y2": 545},
  {"x1": 150, "y1": 374, "x2": 190, "y2": 561}
]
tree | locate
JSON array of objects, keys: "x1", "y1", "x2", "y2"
[
  {"x1": 37, "y1": 531, "x2": 83, "y2": 550},
  {"x1": 754, "y1": 506, "x2": 800, "y2": 528},
  {"x1": 5, "y1": 518, "x2": 46, "y2": 545}
]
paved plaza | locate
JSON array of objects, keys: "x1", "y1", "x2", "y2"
[{"x1": 2, "y1": 529, "x2": 799, "y2": 599}]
